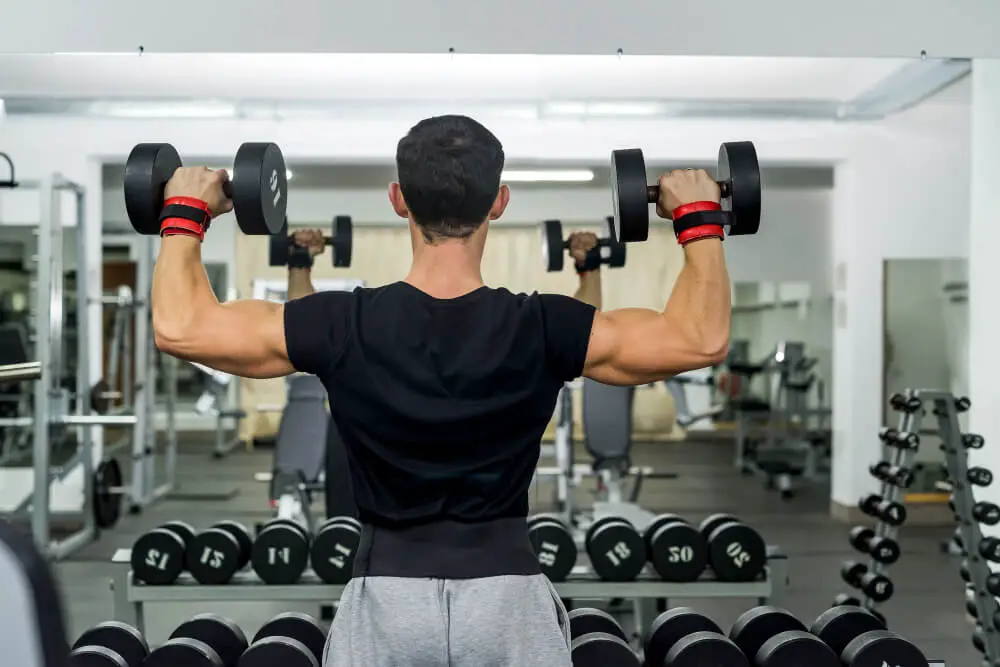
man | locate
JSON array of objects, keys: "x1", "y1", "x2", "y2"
[{"x1": 151, "y1": 115, "x2": 730, "y2": 666}]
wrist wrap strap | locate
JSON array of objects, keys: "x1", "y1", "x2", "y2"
[
  {"x1": 160, "y1": 197, "x2": 211, "y2": 242},
  {"x1": 672, "y1": 202, "x2": 726, "y2": 246},
  {"x1": 287, "y1": 245, "x2": 315, "y2": 270},
  {"x1": 575, "y1": 247, "x2": 602, "y2": 274}
]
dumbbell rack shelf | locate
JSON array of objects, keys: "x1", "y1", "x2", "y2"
[{"x1": 111, "y1": 547, "x2": 788, "y2": 635}]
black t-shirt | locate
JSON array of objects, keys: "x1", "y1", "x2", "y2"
[{"x1": 284, "y1": 281, "x2": 596, "y2": 527}]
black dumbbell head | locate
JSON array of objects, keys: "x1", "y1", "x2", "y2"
[
  {"x1": 810, "y1": 606, "x2": 885, "y2": 657},
  {"x1": 857, "y1": 494, "x2": 882, "y2": 517},
  {"x1": 963, "y1": 433, "x2": 985, "y2": 449},
  {"x1": 756, "y1": 630, "x2": 839, "y2": 667},
  {"x1": 585, "y1": 516, "x2": 646, "y2": 582},
  {"x1": 955, "y1": 396, "x2": 972, "y2": 412},
  {"x1": 861, "y1": 572, "x2": 894, "y2": 602},
  {"x1": 123, "y1": 143, "x2": 183, "y2": 235},
  {"x1": 310, "y1": 516, "x2": 362, "y2": 584},
  {"x1": 231, "y1": 142, "x2": 288, "y2": 235},
  {"x1": 609, "y1": 148, "x2": 649, "y2": 244},
  {"x1": 171, "y1": 614, "x2": 247, "y2": 667},
  {"x1": 980, "y1": 537, "x2": 1000, "y2": 563},
  {"x1": 527, "y1": 515, "x2": 577, "y2": 582},
  {"x1": 213, "y1": 520, "x2": 253, "y2": 564},
  {"x1": 698, "y1": 513, "x2": 739, "y2": 539},
  {"x1": 253, "y1": 612, "x2": 326, "y2": 666},
  {"x1": 841, "y1": 630, "x2": 927, "y2": 667},
  {"x1": 131, "y1": 527, "x2": 187, "y2": 585},
  {"x1": 876, "y1": 500, "x2": 906, "y2": 527},
  {"x1": 831, "y1": 593, "x2": 861, "y2": 607},
  {"x1": 645, "y1": 607, "x2": 722, "y2": 667},
  {"x1": 570, "y1": 632, "x2": 640, "y2": 667},
  {"x1": 867, "y1": 536, "x2": 900, "y2": 565},
  {"x1": 144, "y1": 637, "x2": 224, "y2": 667},
  {"x1": 72, "y1": 621, "x2": 148, "y2": 667},
  {"x1": 185, "y1": 527, "x2": 244, "y2": 585},
  {"x1": 665, "y1": 630, "x2": 749, "y2": 667},
  {"x1": 541, "y1": 219, "x2": 565, "y2": 272},
  {"x1": 269, "y1": 230, "x2": 291, "y2": 267},
  {"x1": 848, "y1": 526, "x2": 874, "y2": 553},
  {"x1": 251, "y1": 521, "x2": 310, "y2": 585},
  {"x1": 840, "y1": 560, "x2": 868, "y2": 588},
  {"x1": 729, "y1": 606, "x2": 805, "y2": 663},
  {"x1": 718, "y1": 141, "x2": 761, "y2": 236},
  {"x1": 602, "y1": 217, "x2": 627, "y2": 268},
  {"x1": 239, "y1": 636, "x2": 319, "y2": 667},
  {"x1": 331, "y1": 215, "x2": 353, "y2": 268},
  {"x1": 703, "y1": 520, "x2": 766, "y2": 582},
  {"x1": 644, "y1": 514, "x2": 708, "y2": 582},
  {"x1": 968, "y1": 467, "x2": 993, "y2": 487},
  {"x1": 68, "y1": 645, "x2": 130, "y2": 667},
  {"x1": 987, "y1": 572, "x2": 1000, "y2": 596},
  {"x1": 567, "y1": 608, "x2": 628, "y2": 642}
]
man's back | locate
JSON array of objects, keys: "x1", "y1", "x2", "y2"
[{"x1": 283, "y1": 281, "x2": 596, "y2": 526}]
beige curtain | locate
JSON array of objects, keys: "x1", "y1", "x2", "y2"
[{"x1": 236, "y1": 223, "x2": 685, "y2": 441}]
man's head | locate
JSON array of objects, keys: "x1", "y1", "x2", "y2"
[{"x1": 389, "y1": 115, "x2": 509, "y2": 244}]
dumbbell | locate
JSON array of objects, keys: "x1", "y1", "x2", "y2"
[
  {"x1": 269, "y1": 216, "x2": 353, "y2": 268},
  {"x1": 697, "y1": 514, "x2": 767, "y2": 582},
  {"x1": 857, "y1": 493, "x2": 906, "y2": 526},
  {"x1": 978, "y1": 536, "x2": 1000, "y2": 563},
  {"x1": 869, "y1": 462, "x2": 914, "y2": 488},
  {"x1": 888, "y1": 393, "x2": 922, "y2": 413},
  {"x1": 643, "y1": 607, "x2": 748, "y2": 667},
  {"x1": 955, "y1": 396, "x2": 972, "y2": 412},
  {"x1": 962, "y1": 433, "x2": 985, "y2": 449},
  {"x1": 848, "y1": 526, "x2": 901, "y2": 564},
  {"x1": 973, "y1": 624, "x2": 988, "y2": 654},
  {"x1": 584, "y1": 516, "x2": 647, "y2": 582},
  {"x1": 310, "y1": 516, "x2": 363, "y2": 584},
  {"x1": 252, "y1": 518, "x2": 311, "y2": 585},
  {"x1": 609, "y1": 141, "x2": 761, "y2": 244},
  {"x1": 240, "y1": 612, "x2": 326, "y2": 667},
  {"x1": 541, "y1": 218, "x2": 626, "y2": 272},
  {"x1": 145, "y1": 614, "x2": 249, "y2": 667},
  {"x1": 877, "y1": 427, "x2": 920, "y2": 450},
  {"x1": 527, "y1": 513, "x2": 578, "y2": 582},
  {"x1": 131, "y1": 520, "x2": 196, "y2": 585},
  {"x1": 569, "y1": 609, "x2": 639, "y2": 667},
  {"x1": 729, "y1": 606, "x2": 838, "y2": 667},
  {"x1": 124, "y1": 142, "x2": 287, "y2": 236},
  {"x1": 811, "y1": 605, "x2": 926, "y2": 666},
  {"x1": 967, "y1": 466, "x2": 994, "y2": 487},
  {"x1": 69, "y1": 621, "x2": 149, "y2": 667},
  {"x1": 828, "y1": 596, "x2": 887, "y2": 626},
  {"x1": 949, "y1": 498, "x2": 1000, "y2": 525},
  {"x1": 643, "y1": 514, "x2": 708, "y2": 582},
  {"x1": 965, "y1": 586, "x2": 1000, "y2": 627},
  {"x1": 841, "y1": 561, "x2": 894, "y2": 602},
  {"x1": 185, "y1": 520, "x2": 253, "y2": 585}
]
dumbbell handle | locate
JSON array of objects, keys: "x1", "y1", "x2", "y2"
[
  {"x1": 222, "y1": 181, "x2": 234, "y2": 199},
  {"x1": 645, "y1": 180, "x2": 732, "y2": 205}
]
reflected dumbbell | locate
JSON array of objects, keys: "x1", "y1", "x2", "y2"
[
  {"x1": 869, "y1": 462, "x2": 914, "y2": 489},
  {"x1": 841, "y1": 561, "x2": 894, "y2": 602},
  {"x1": 131, "y1": 520, "x2": 196, "y2": 585},
  {"x1": 697, "y1": 514, "x2": 767, "y2": 582},
  {"x1": 810, "y1": 606, "x2": 926, "y2": 666},
  {"x1": 585, "y1": 516, "x2": 646, "y2": 582},
  {"x1": 568, "y1": 607, "x2": 639, "y2": 667},
  {"x1": 241, "y1": 612, "x2": 326, "y2": 667},
  {"x1": 528, "y1": 514, "x2": 578, "y2": 582},
  {"x1": 964, "y1": 586, "x2": 1000, "y2": 628},
  {"x1": 858, "y1": 493, "x2": 906, "y2": 526},
  {"x1": 310, "y1": 516, "x2": 362, "y2": 585},
  {"x1": 848, "y1": 526, "x2": 900, "y2": 565},
  {"x1": 877, "y1": 427, "x2": 920, "y2": 450},
  {"x1": 185, "y1": 521, "x2": 253, "y2": 585},
  {"x1": 962, "y1": 433, "x2": 985, "y2": 449},
  {"x1": 948, "y1": 497, "x2": 1000, "y2": 525},
  {"x1": 967, "y1": 467, "x2": 994, "y2": 488},
  {"x1": 643, "y1": 514, "x2": 708, "y2": 582},
  {"x1": 251, "y1": 518, "x2": 311, "y2": 585},
  {"x1": 146, "y1": 614, "x2": 249, "y2": 667},
  {"x1": 69, "y1": 621, "x2": 149, "y2": 667},
  {"x1": 644, "y1": 607, "x2": 748, "y2": 667},
  {"x1": 828, "y1": 596, "x2": 887, "y2": 627},
  {"x1": 888, "y1": 393, "x2": 922, "y2": 413},
  {"x1": 729, "y1": 606, "x2": 838, "y2": 667}
]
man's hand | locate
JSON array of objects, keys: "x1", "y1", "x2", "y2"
[
  {"x1": 654, "y1": 169, "x2": 722, "y2": 219},
  {"x1": 567, "y1": 231, "x2": 599, "y2": 263},
  {"x1": 164, "y1": 167, "x2": 234, "y2": 218},
  {"x1": 292, "y1": 229, "x2": 327, "y2": 257}
]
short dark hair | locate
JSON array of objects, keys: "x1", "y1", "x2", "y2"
[{"x1": 396, "y1": 115, "x2": 505, "y2": 241}]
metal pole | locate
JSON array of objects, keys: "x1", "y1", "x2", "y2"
[
  {"x1": 165, "y1": 354, "x2": 178, "y2": 490},
  {"x1": 0, "y1": 362, "x2": 41, "y2": 382},
  {"x1": 72, "y1": 185, "x2": 97, "y2": 544},
  {"x1": 131, "y1": 236, "x2": 153, "y2": 508}
]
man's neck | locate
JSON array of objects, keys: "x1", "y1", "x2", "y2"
[{"x1": 405, "y1": 241, "x2": 484, "y2": 299}]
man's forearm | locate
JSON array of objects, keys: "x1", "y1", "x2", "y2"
[
  {"x1": 287, "y1": 268, "x2": 315, "y2": 300},
  {"x1": 152, "y1": 236, "x2": 220, "y2": 343},
  {"x1": 662, "y1": 239, "x2": 730, "y2": 357},
  {"x1": 572, "y1": 270, "x2": 603, "y2": 310}
]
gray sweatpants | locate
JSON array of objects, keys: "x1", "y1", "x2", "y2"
[{"x1": 323, "y1": 574, "x2": 571, "y2": 667}]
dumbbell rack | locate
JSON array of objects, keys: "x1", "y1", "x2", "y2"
[{"x1": 109, "y1": 547, "x2": 788, "y2": 636}]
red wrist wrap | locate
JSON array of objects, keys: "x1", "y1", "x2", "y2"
[
  {"x1": 160, "y1": 197, "x2": 211, "y2": 242},
  {"x1": 672, "y1": 201, "x2": 722, "y2": 219},
  {"x1": 673, "y1": 201, "x2": 725, "y2": 246}
]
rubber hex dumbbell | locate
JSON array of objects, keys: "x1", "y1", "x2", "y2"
[
  {"x1": 968, "y1": 467, "x2": 994, "y2": 487},
  {"x1": 541, "y1": 218, "x2": 626, "y2": 272},
  {"x1": 69, "y1": 621, "x2": 149, "y2": 667},
  {"x1": 810, "y1": 605, "x2": 926, "y2": 666},
  {"x1": 877, "y1": 427, "x2": 920, "y2": 450},
  {"x1": 568, "y1": 607, "x2": 639, "y2": 667},
  {"x1": 643, "y1": 514, "x2": 708, "y2": 582},
  {"x1": 527, "y1": 513, "x2": 578, "y2": 582},
  {"x1": 729, "y1": 606, "x2": 838, "y2": 667},
  {"x1": 841, "y1": 561, "x2": 894, "y2": 602},
  {"x1": 124, "y1": 142, "x2": 287, "y2": 236},
  {"x1": 584, "y1": 516, "x2": 647, "y2": 582},
  {"x1": 145, "y1": 614, "x2": 248, "y2": 667},
  {"x1": 869, "y1": 462, "x2": 914, "y2": 488},
  {"x1": 567, "y1": 608, "x2": 629, "y2": 644},
  {"x1": 610, "y1": 141, "x2": 761, "y2": 243},
  {"x1": 857, "y1": 493, "x2": 906, "y2": 526},
  {"x1": 697, "y1": 514, "x2": 767, "y2": 582},
  {"x1": 848, "y1": 526, "x2": 901, "y2": 565},
  {"x1": 888, "y1": 393, "x2": 922, "y2": 413},
  {"x1": 131, "y1": 520, "x2": 196, "y2": 585},
  {"x1": 185, "y1": 520, "x2": 253, "y2": 585},
  {"x1": 310, "y1": 516, "x2": 363, "y2": 585},
  {"x1": 269, "y1": 215, "x2": 353, "y2": 268},
  {"x1": 252, "y1": 518, "x2": 312, "y2": 585},
  {"x1": 644, "y1": 607, "x2": 748, "y2": 667},
  {"x1": 241, "y1": 612, "x2": 326, "y2": 667}
]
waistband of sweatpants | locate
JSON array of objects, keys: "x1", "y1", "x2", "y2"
[{"x1": 353, "y1": 516, "x2": 543, "y2": 579}]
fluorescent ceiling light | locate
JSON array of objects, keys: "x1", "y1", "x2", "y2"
[
  {"x1": 89, "y1": 101, "x2": 237, "y2": 118},
  {"x1": 543, "y1": 101, "x2": 662, "y2": 117},
  {"x1": 502, "y1": 169, "x2": 594, "y2": 183}
]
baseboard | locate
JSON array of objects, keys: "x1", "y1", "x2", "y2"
[{"x1": 830, "y1": 499, "x2": 953, "y2": 526}]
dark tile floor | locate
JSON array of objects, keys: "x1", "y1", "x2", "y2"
[{"x1": 54, "y1": 435, "x2": 974, "y2": 663}]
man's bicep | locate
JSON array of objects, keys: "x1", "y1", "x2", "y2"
[{"x1": 583, "y1": 308, "x2": 701, "y2": 386}]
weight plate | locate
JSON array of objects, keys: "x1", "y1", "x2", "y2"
[
  {"x1": 528, "y1": 518, "x2": 577, "y2": 582},
  {"x1": 144, "y1": 637, "x2": 224, "y2": 667},
  {"x1": 212, "y1": 520, "x2": 253, "y2": 565},
  {"x1": 646, "y1": 516, "x2": 707, "y2": 582},
  {"x1": 171, "y1": 613, "x2": 248, "y2": 667},
  {"x1": 542, "y1": 219, "x2": 565, "y2": 272},
  {"x1": 610, "y1": 148, "x2": 649, "y2": 243},
  {"x1": 665, "y1": 630, "x2": 749, "y2": 667},
  {"x1": 332, "y1": 215, "x2": 353, "y2": 268},
  {"x1": 251, "y1": 524, "x2": 310, "y2": 585},
  {"x1": 570, "y1": 632, "x2": 639, "y2": 667},
  {"x1": 567, "y1": 608, "x2": 627, "y2": 642},
  {"x1": 231, "y1": 142, "x2": 288, "y2": 235},
  {"x1": 645, "y1": 607, "x2": 721, "y2": 667},
  {"x1": 729, "y1": 606, "x2": 804, "y2": 662},
  {"x1": 718, "y1": 141, "x2": 761, "y2": 236},
  {"x1": 810, "y1": 606, "x2": 885, "y2": 657},
  {"x1": 311, "y1": 519, "x2": 362, "y2": 584},
  {"x1": 841, "y1": 629, "x2": 927, "y2": 667},
  {"x1": 269, "y1": 232, "x2": 290, "y2": 267},
  {"x1": 185, "y1": 528, "x2": 243, "y2": 584},
  {"x1": 254, "y1": 612, "x2": 327, "y2": 664},
  {"x1": 131, "y1": 527, "x2": 187, "y2": 585},
  {"x1": 93, "y1": 459, "x2": 123, "y2": 529},
  {"x1": 123, "y1": 143, "x2": 183, "y2": 235},
  {"x1": 72, "y1": 621, "x2": 148, "y2": 667},
  {"x1": 603, "y1": 217, "x2": 627, "y2": 268},
  {"x1": 585, "y1": 519, "x2": 646, "y2": 582},
  {"x1": 239, "y1": 636, "x2": 319, "y2": 667},
  {"x1": 756, "y1": 630, "x2": 839, "y2": 667},
  {"x1": 160, "y1": 520, "x2": 196, "y2": 545},
  {"x1": 705, "y1": 521, "x2": 766, "y2": 582},
  {"x1": 68, "y1": 646, "x2": 128, "y2": 667}
]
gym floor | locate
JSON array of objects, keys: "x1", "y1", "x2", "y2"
[{"x1": 57, "y1": 433, "x2": 973, "y2": 664}]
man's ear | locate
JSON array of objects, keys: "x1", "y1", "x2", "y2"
[
  {"x1": 388, "y1": 182, "x2": 410, "y2": 219},
  {"x1": 488, "y1": 184, "x2": 510, "y2": 221}
]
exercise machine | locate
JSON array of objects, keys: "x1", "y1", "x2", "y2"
[{"x1": 191, "y1": 362, "x2": 246, "y2": 459}]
